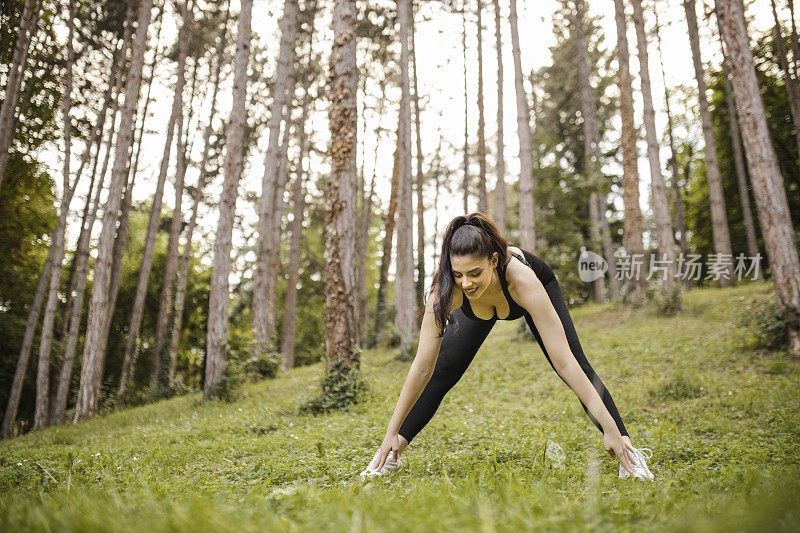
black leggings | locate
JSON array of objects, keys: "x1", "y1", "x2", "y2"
[{"x1": 398, "y1": 260, "x2": 628, "y2": 444}]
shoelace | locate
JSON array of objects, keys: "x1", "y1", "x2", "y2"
[{"x1": 632, "y1": 447, "x2": 653, "y2": 461}]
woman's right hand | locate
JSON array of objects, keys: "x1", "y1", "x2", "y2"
[{"x1": 372, "y1": 432, "x2": 403, "y2": 471}]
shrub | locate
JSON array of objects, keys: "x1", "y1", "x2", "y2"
[
  {"x1": 735, "y1": 296, "x2": 799, "y2": 352},
  {"x1": 205, "y1": 365, "x2": 245, "y2": 403},
  {"x1": 646, "y1": 279, "x2": 682, "y2": 316},
  {"x1": 244, "y1": 352, "x2": 280, "y2": 381},
  {"x1": 299, "y1": 356, "x2": 367, "y2": 415}
]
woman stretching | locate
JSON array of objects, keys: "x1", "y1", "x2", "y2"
[{"x1": 360, "y1": 212, "x2": 653, "y2": 480}]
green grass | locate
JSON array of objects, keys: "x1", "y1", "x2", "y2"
[{"x1": 1, "y1": 282, "x2": 799, "y2": 531}]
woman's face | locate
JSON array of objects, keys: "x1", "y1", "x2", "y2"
[{"x1": 450, "y1": 252, "x2": 498, "y2": 299}]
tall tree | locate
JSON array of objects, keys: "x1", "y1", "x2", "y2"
[
  {"x1": 653, "y1": 5, "x2": 690, "y2": 287},
  {"x1": 509, "y1": 0, "x2": 536, "y2": 250},
  {"x1": 411, "y1": 6, "x2": 425, "y2": 319},
  {"x1": 462, "y1": 0, "x2": 470, "y2": 213},
  {"x1": 492, "y1": 0, "x2": 506, "y2": 233},
  {"x1": 205, "y1": 0, "x2": 253, "y2": 396},
  {"x1": 683, "y1": 0, "x2": 733, "y2": 286},
  {"x1": 716, "y1": 12, "x2": 762, "y2": 278},
  {"x1": 73, "y1": 0, "x2": 156, "y2": 422},
  {"x1": 574, "y1": 0, "x2": 607, "y2": 303},
  {"x1": 771, "y1": 0, "x2": 800, "y2": 157},
  {"x1": 252, "y1": 0, "x2": 300, "y2": 359},
  {"x1": 318, "y1": 0, "x2": 361, "y2": 400},
  {"x1": 117, "y1": 0, "x2": 195, "y2": 397},
  {"x1": 0, "y1": 0, "x2": 39, "y2": 193},
  {"x1": 32, "y1": 0, "x2": 77, "y2": 430},
  {"x1": 395, "y1": 0, "x2": 415, "y2": 360},
  {"x1": 476, "y1": 0, "x2": 488, "y2": 213},
  {"x1": 612, "y1": 0, "x2": 646, "y2": 303},
  {"x1": 631, "y1": 0, "x2": 679, "y2": 305},
  {"x1": 716, "y1": 0, "x2": 800, "y2": 355},
  {"x1": 169, "y1": 0, "x2": 232, "y2": 378}
]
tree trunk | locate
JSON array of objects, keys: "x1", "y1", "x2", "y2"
[
  {"x1": 789, "y1": 0, "x2": 800, "y2": 82},
  {"x1": 152, "y1": 59, "x2": 198, "y2": 389},
  {"x1": 395, "y1": 0, "x2": 415, "y2": 360},
  {"x1": 717, "y1": 0, "x2": 800, "y2": 355},
  {"x1": 322, "y1": 0, "x2": 360, "y2": 378},
  {"x1": 509, "y1": 0, "x2": 536, "y2": 250},
  {"x1": 73, "y1": 0, "x2": 156, "y2": 422},
  {"x1": 462, "y1": 1, "x2": 470, "y2": 214},
  {"x1": 280, "y1": 42, "x2": 313, "y2": 370},
  {"x1": 205, "y1": 0, "x2": 253, "y2": 396},
  {"x1": 492, "y1": 0, "x2": 506, "y2": 234},
  {"x1": 252, "y1": 0, "x2": 299, "y2": 358},
  {"x1": 653, "y1": 5, "x2": 691, "y2": 290},
  {"x1": 117, "y1": 0, "x2": 194, "y2": 398},
  {"x1": 717, "y1": 13, "x2": 762, "y2": 279},
  {"x1": 476, "y1": 0, "x2": 488, "y2": 214},
  {"x1": 372, "y1": 125, "x2": 401, "y2": 345},
  {"x1": 771, "y1": 0, "x2": 800, "y2": 158},
  {"x1": 613, "y1": 0, "x2": 646, "y2": 304},
  {"x1": 631, "y1": 0, "x2": 679, "y2": 305},
  {"x1": 169, "y1": 0, "x2": 232, "y2": 381},
  {"x1": 0, "y1": 0, "x2": 38, "y2": 193},
  {"x1": 33, "y1": 0, "x2": 77, "y2": 430},
  {"x1": 411, "y1": 6, "x2": 425, "y2": 320},
  {"x1": 683, "y1": 0, "x2": 733, "y2": 287},
  {"x1": 574, "y1": 0, "x2": 607, "y2": 303}
]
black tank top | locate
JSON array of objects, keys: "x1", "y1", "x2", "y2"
[{"x1": 460, "y1": 251, "x2": 531, "y2": 322}]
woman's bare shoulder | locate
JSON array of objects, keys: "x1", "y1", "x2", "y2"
[{"x1": 505, "y1": 246, "x2": 540, "y2": 297}]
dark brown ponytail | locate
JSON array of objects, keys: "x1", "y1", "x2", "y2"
[{"x1": 421, "y1": 212, "x2": 509, "y2": 337}]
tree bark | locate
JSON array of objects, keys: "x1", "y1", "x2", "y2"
[
  {"x1": 252, "y1": 0, "x2": 300, "y2": 358},
  {"x1": 717, "y1": 13, "x2": 762, "y2": 279},
  {"x1": 613, "y1": 0, "x2": 646, "y2": 303},
  {"x1": 717, "y1": 0, "x2": 800, "y2": 355},
  {"x1": 509, "y1": 0, "x2": 536, "y2": 250},
  {"x1": 492, "y1": 0, "x2": 506, "y2": 234},
  {"x1": 395, "y1": 0, "x2": 415, "y2": 360},
  {"x1": 683, "y1": 0, "x2": 733, "y2": 287},
  {"x1": 323, "y1": 0, "x2": 360, "y2": 373},
  {"x1": 631, "y1": 0, "x2": 679, "y2": 304},
  {"x1": 205, "y1": 0, "x2": 253, "y2": 396}
]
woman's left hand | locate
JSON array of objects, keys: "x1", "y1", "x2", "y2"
[{"x1": 604, "y1": 431, "x2": 636, "y2": 474}]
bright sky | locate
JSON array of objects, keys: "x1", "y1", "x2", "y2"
[{"x1": 52, "y1": 0, "x2": 776, "y2": 287}]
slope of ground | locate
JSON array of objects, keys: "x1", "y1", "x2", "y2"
[{"x1": 1, "y1": 282, "x2": 798, "y2": 531}]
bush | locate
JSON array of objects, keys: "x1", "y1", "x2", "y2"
[
  {"x1": 244, "y1": 352, "x2": 280, "y2": 381},
  {"x1": 299, "y1": 356, "x2": 367, "y2": 415},
  {"x1": 205, "y1": 365, "x2": 245, "y2": 403},
  {"x1": 735, "y1": 296, "x2": 800, "y2": 351}
]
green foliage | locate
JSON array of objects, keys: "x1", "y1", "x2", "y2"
[
  {"x1": 299, "y1": 357, "x2": 367, "y2": 415},
  {"x1": 244, "y1": 352, "x2": 280, "y2": 381},
  {"x1": 734, "y1": 293, "x2": 799, "y2": 352},
  {"x1": 205, "y1": 365, "x2": 245, "y2": 403}
]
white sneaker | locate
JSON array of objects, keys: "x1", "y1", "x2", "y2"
[
  {"x1": 359, "y1": 448, "x2": 401, "y2": 480},
  {"x1": 619, "y1": 447, "x2": 654, "y2": 481}
]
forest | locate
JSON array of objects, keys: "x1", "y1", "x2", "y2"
[{"x1": 0, "y1": 0, "x2": 799, "y2": 528}]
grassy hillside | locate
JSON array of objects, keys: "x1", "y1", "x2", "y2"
[{"x1": 1, "y1": 282, "x2": 798, "y2": 531}]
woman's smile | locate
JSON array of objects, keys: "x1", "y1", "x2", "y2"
[{"x1": 465, "y1": 286, "x2": 479, "y2": 296}]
